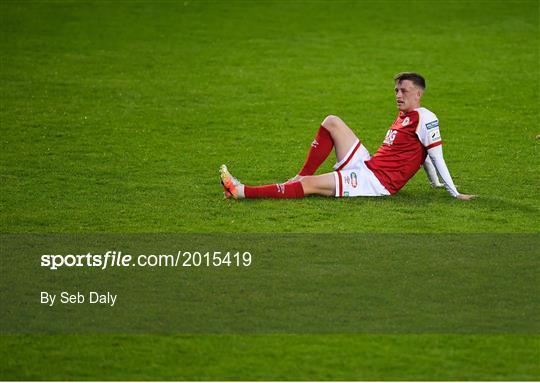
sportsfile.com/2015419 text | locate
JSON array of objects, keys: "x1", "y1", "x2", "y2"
[{"x1": 40, "y1": 250, "x2": 252, "y2": 270}]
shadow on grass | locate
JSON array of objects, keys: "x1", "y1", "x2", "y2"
[
  {"x1": 225, "y1": 189, "x2": 538, "y2": 217},
  {"x1": 381, "y1": 191, "x2": 538, "y2": 216}
]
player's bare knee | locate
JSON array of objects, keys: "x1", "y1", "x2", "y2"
[
  {"x1": 321, "y1": 115, "x2": 341, "y2": 130},
  {"x1": 322, "y1": 115, "x2": 338, "y2": 128},
  {"x1": 321, "y1": 115, "x2": 344, "y2": 131}
]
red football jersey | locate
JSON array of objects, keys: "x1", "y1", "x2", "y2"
[{"x1": 365, "y1": 107, "x2": 443, "y2": 194}]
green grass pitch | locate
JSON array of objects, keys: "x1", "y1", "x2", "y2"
[{"x1": 1, "y1": 0, "x2": 539, "y2": 380}]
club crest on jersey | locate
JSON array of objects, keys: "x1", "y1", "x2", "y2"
[
  {"x1": 401, "y1": 117, "x2": 410, "y2": 126},
  {"x1": 426, "y1": 120, "x2": 439, "y2": 130},
  {"x1": 351, "y1": 172, "x2": 358, "y2": 188}
]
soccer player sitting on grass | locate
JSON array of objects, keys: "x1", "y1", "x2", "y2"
[{"x1": 220, "y1": 72, "x2": 474, "y2": 201}]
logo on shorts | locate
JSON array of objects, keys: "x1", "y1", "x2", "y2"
[
  {"x1": 351, "y1": 172, "x2": 358, "y2": 188},
  {"x1": 344, "y1": 192, "x2": 349, "y2": 197},
  {"x1": 402, "y1": 117, "x2": 410, "y2": 126},
  {"x1": 344, "y1": 176, "x2": 351, "y2": 184}
]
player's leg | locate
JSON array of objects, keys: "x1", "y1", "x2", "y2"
[
  {"x1": 296, "y1": 115, "x2": 360, "y2": 177},
  {"x1": 220, "y1": 165, "x2": 335, "y2": 199},
  {"x1": 321, "y1": 115, "x2": 361, "y2": 162},
  {"x1": 243, "y1": 175, "x2": 335, "y2": 199},
  {"x1": 299, "y1": 173, "x2": 335, "y2": 196}
]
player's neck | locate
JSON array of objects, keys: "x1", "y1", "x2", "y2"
[{"x1": 402, "y1": 104, "x2": 421, "y2": 114}]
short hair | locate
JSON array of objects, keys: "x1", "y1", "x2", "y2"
[{"x1": 394, "y1": 72, "x2": 426, "y2": 90}]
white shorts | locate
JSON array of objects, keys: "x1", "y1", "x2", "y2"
[{"x1": 332, "y1": 139, "x2": 390, "y2": 197}]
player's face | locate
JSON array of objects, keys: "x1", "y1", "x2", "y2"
[{"x1": 395, "y1": 80, "x2": 422, "y2": 112}]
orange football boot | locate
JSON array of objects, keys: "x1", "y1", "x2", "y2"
[{"x1": 220, "y1": 164, "x2": 239, "y2": 199}]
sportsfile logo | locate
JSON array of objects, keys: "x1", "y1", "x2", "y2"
[{"x1": 40, "y1": 250, "x2": 252, "y2": 270}]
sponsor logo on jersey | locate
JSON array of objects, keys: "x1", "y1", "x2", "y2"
[
  {"x1": 426, "y1": 120, "x2": 439, "y2": 130},
  {"x1": 383, "y1": 129, "x2": 398, "y2": 145},
  {"x1": 430, "y1": 129, "x2": 441, "y2": 141},
  {"x1": 351, "y1": 172, "x2": 358, "y2": 188},
  {"x1": 401, "y1": 117, "x2": 410, "y2": 126}
]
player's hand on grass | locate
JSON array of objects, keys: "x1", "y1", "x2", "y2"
[{"x1": 457, "y1": 194, "x2": 475, "y2": 201}]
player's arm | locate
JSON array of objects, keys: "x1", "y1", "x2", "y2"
[
  {"x1": 416, "y1": 113, "x2": 474, "y2": 200},
  {"x1": 422, "y1": 155, "x2": 444, "y2": 188},
  {"x1": 427, "y1": 146, "x2": 474, "y2": 200},
  {"x1": 426, "y1": 146, "x2": 458, "y2": 197}
]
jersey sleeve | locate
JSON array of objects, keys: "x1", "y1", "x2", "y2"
[
  {"x1": 427, "y1": 145, "x2": 460, "y2": 197},
  {"x1": 416, "y1": 110, "x2": 443, "y2": 149},
  {"x1": 422, "y1": 155, "x2": 443, "y2": 187}
]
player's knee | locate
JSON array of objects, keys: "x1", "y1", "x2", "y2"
[{"x1": 322, "y1": 115, "x2": 343, "y2": 132}]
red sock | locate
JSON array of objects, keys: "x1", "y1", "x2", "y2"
[
  {"x1": 298, "y1": 125, "x2": 334, "y2": 176},
  {"x1": 244, "y1": 181, "x2": 305, "y2": 199}
]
